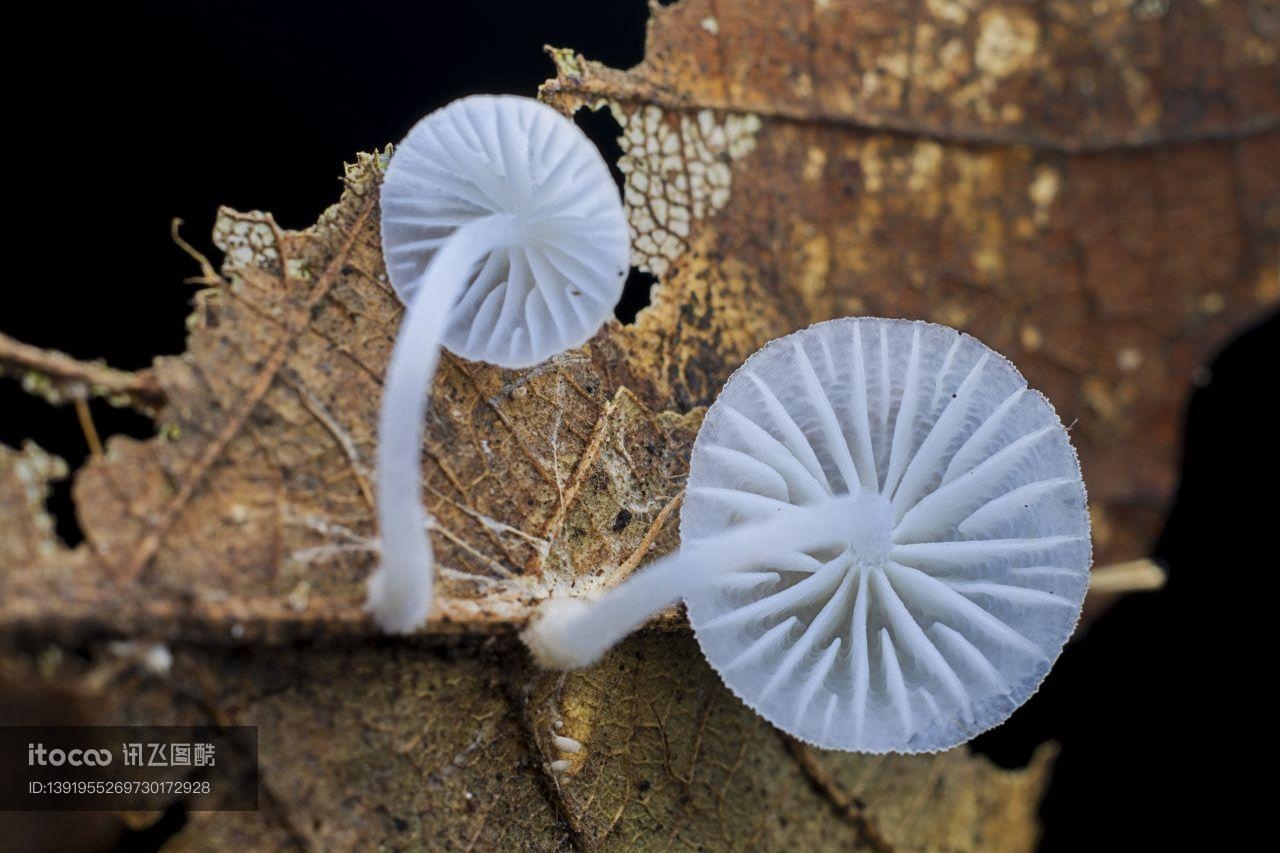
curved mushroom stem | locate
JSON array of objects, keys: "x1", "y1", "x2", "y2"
[
  {"x1": 524, "y1": 491, "x2": 879, "y2": 669},
  {"x1": 368, "y1": 214, "x2": 518, "y2": 633}
]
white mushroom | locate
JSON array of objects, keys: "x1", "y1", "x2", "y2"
[
  {"x1": 368, "y1": 95, "x2": 629, "y2": 633},
  {"x1": 525, "y1": 318, "x2": 1091, "y2": 753}
]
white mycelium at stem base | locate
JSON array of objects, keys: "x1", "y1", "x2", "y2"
[
  {"x1": 525, "y1": 318, "x2": 1092, "y2": 753},
  {"x1": 367, "y1": 95, "x2": 629, "y2": 633}
]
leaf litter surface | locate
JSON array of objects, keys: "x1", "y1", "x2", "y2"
[{"x1": 1, "y1": 1, "x2": 1276, "y2": 849}]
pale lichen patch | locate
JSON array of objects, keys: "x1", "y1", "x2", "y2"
[
  {"x1": 974, "y1": 9, "x2": 1040, "y2": 79},
  {"x1": 1116, "y1": 347, "x2": 1143, "y2": 372},
  {"x1": 1242, "y1": 33, "x2": 1277, "y2": 65},
  {"x1": 285, "y1": 258, "x2": 311, "y2": 280},
  {"x1": 792, "y1": 71, "x2": 815, "y2": 100},
  {"x1": 789, "y1": 221, "x2": 831, "y2": 308},
  {"x1": 1199, "y1": 292, "x2": 1226, "y2": 315},
  {"x1": 803, "y1": 146, "x2": 827, "y2": 183},
  {"x1": 287, "y1": 579, "x2": 312, "y2": 613},
  {"x1": 934, "y1": 301, "x2": 974, "y2": 329},
  {"x1": 4, "y1": 443, "x2": 68, "y2": 561},
  {"x1": 1028, "y1": 165, "x2": 1061, "y2": 226},
  {"x1": 927, "y1": 0, "x2": 977, "y2": 25},
  {"x1": 612, "y1": 104, "x2": 762, "y2": 277},
  {"x1": 913, "y1": 4, "x2": 1056, "y2": 129},
  {"x1": 859, "y1": 139, "x2": 944, "y2": 220},
  {"x1": 908, "y1": 142, "x2": 944, "y2": 193},
  {"x1": 860, "y1": 147, "x2": 885, "y2": 194},
  {"x1": 1132, "y1": 0, "x2": 1169, "y2": 22},
  {"x1": 1257, "y1": 265, "x2": 1279, "y2": 303}
]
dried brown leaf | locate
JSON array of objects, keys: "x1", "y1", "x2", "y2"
[
  {"x1": 544, "y1": 0, "x2": 1279, "y2": 570},
  {"x1": 3, "y1": 1, "x2": 1277, "y2": 849},
  {"x1": 1, "y1": 630, "x2": 1053, "y2": 852}
]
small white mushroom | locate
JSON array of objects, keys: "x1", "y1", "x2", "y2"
[
  {"x1": 525, "y1": 318, "x2": 1091, "y2": 753},
  {"x1": 367, "y1": 96, "x2": 630, "y2": 633}
]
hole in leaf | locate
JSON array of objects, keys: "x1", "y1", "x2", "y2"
[
  {"x1": 0, "y1": 384, "x2": 155, "y2": 548},
  {"x1": 44, "y1": 478, "x2": 81, "y2": 549},
  {"x1": 573, "y1": 105, "x2": 626, "y2": 201},
  {"x1": 615, "y1": 267, "x2": 658, "y2": 325},
  {"x1": 572, "y1": 107, "x2": 655, "y2": 325}
]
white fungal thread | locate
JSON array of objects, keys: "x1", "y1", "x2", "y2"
[
  {"x1": 525, "y1": 318, "x2": 1091, "y2": 753},
  {"x1": 366, "y1": 95, "x2": 630, "y2": 634}
]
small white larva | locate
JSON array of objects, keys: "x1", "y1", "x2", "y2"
[
  {"x1": 525, "y1": 318, "x2": 1091, "y2": 753},
  {"x1": 550, "y1": 760, "x2": 573, "y2": 774},
  {"x1": 552, "y1": 735, "x2": 582, "y2": 754}
]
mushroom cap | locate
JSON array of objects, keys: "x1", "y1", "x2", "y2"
[
  {"x1": 682, "y1": 318, "x2": 1091, "y2": 752},
  {"x1": 380, "y1": 95, "x2": 630, "y2": 368}
]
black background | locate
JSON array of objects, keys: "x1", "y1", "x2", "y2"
[{"x1": 2, "y1": 2, "x2": 1273, "y2": 850}]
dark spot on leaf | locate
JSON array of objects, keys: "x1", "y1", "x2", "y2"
[
  {"x1": 612, "y1": 508, "x2": 633, "y2": 532},
  {"x1": 113, "y1": 800, "x2": 189, "y2": 849}
]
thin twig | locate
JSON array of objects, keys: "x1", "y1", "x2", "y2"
[
  {"x1": 0, "y1": 331, "x2": 165, "y2": 411},
  {"x1": 118, "y1": 197, "x2": 377, "y2": 583},
  {"x1": 171, "y1": 217, "x2": 224, "y2": 286},
  {"x1": 782, "y1": 735, "x2": 893, "y2": 852},
  {"x1": 1088, "y1": 559, "x2": 1167, "y2": 595},
  {"x1": 74, "y1": 397, "x2": 104, "y2": 457}
]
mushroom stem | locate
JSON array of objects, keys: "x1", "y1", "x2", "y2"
[
  {"x1": 368, "y1": 213, "x2": 518, "y2": 633},
  {"x1": 524, "y1": 492, "x2": 876, "y2": 669}
]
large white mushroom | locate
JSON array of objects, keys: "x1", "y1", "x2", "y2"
[
  {"x1": 525, "y1": 318, "x2": 1091, "y2": 753},
  {"x1": 369, "y1": 95, "x2": 630, "y2": 633}
]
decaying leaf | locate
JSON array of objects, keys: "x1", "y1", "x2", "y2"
[
  {"x1": 2, "y1": 0, "x2": 1276, "y2": 849},
  {"x1": 544, "y1": 0, "x2": 1279, "y2": 568},
  {"x1": 0, "y1": 442, "x2": 68, "y2": 570},
  {"x1": 0, "y1": 629, "x2": 1053, "y2": 852},
  {"x1": 2, "y1": 163, "x2": 703, "y2": 641},
  {"x1": 521, "y1": 631, "x2": 1053, "y2": 851}
]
